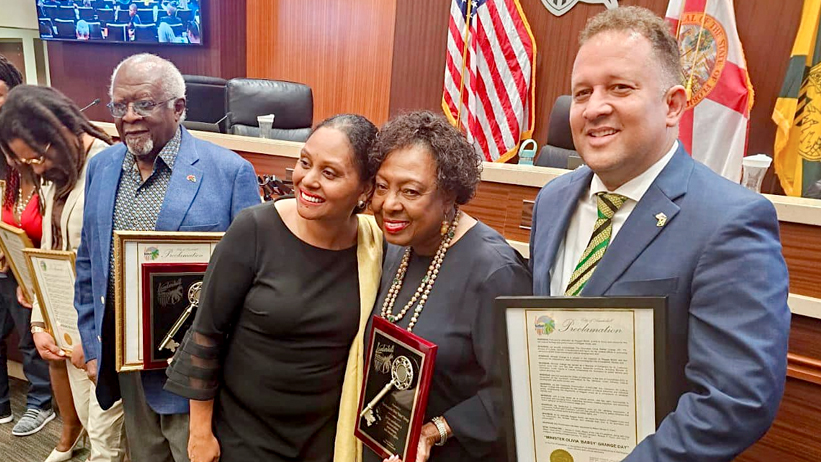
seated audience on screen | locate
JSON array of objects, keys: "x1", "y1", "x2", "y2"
[
  {"x1": 75, "y1": 20, "x2": 90, "y2": 41},
  {"x1": 186, "y1": 21, "x2": 200, "y2": 44},
  {"x1": 0, "y1": 84, "x2": 128, "y2": 462},
  {"x1": 127, "y1": 3, "x2": 142, "y2": 31},
  {"x1": 159, "y1": 1, "x2": 183, "y2": 27},
  {"x1": 365, "y1": 111, "x2": 532, "y2": 462}
]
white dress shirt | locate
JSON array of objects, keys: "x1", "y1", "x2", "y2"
[{"x1": 549, "y1": 141, "x2": 679, "y2": 296}]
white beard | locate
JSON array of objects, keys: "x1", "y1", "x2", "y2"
[{"x1": 126, "y1": 137, "x2": 154, "y2": 158}]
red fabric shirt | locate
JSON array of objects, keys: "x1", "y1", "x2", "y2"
[{"x1": 2, "y1": 194, "x2": 43, "y2": 247}]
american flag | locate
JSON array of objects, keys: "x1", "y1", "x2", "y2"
[{"x1": 442, "y1": 0, "x2": 537, "y2": 162}]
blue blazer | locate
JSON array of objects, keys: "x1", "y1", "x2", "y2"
[
  {"x1": 529, "y1": 146, "x2": 790, "y2": 461},
  {"x1": 74, "y1": 127, "x2": 261, "y2": 414}
]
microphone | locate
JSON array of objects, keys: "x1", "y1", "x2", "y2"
[{"x1": 80, "y1": 98, "x2": 101, "y2": 112}]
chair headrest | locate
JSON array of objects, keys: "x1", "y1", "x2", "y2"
[
  {"x1": 547, "y1": 95, "x2": 575, "y2": 151},
  {"x1": 226, "y1": 78, "x2": 313, "y2": 129},
  {"x1": 183, "y1": 75, "x2": 228, "y2": 87}
]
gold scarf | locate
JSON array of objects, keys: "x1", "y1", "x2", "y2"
[{"x1": 333, "y1": 214, "x2": 383, "y2": 462}]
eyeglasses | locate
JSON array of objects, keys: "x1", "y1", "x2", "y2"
[
  {"x1": 16, "y1": 142, "x2": 48, "y2": 166},
  {"x1": 106, "y1": 98, "x2": 177, "y2": 118}
]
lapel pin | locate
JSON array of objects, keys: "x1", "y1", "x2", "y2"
[
  {"x1": 186, "y1": 175, "x2": 197, "y2": 183},
  {"x1": 655, "y1": 212, "x2": 667, "y2": 227}
]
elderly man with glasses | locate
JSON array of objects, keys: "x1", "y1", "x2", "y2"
[{"x1": 74, "y1": 53, "x2": 260, "y2": 462}]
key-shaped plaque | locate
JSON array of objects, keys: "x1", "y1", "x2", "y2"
[
  {"x1": 360, "y1": 355, "x2": 414, "y2": 426},
  {"x1": 159, "y1": 281, "x2": 202, "y2": 352}
]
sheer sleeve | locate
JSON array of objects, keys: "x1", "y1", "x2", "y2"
[{"x1": 165, "y1": 206, "x2": 259, "y2": 400}]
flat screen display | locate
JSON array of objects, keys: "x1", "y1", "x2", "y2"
[{"x1": 35, "y1": 0, "x2": 203, "y2": 46}]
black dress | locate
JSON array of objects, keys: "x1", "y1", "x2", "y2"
[
  {"x1": 166, "y1": 202, "x2": 360, "y2": 462},
  {"x1": 363, "y1": 221, "x2": 532, "y2": 462}
]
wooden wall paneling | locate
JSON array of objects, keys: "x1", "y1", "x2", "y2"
[
  {"x1": 246, "y1": 0, "x2": 397, "y2": 127},
  {"x1": 388, "y1": 0, "x2": 451, "y2": 118},
  {"x1": 780, "y1": 222, "x2": 821, "y2": 299},
  {"x1": 0, "y1": 41, "x2": 26, "y2": 80},
  {"x1": 47, "y1": 0, "x2": 247, "y2": 124},
  {"x1": 736, "y1": 378, "x2": 821, "y2": 461},
  {"x1": 384, "y1": 0, "x2": 805, "y2": 171},
  {"x1": 789, "y1": 314, "x2": 821, "y2": 361}
]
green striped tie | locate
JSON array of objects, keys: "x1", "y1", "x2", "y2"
[{"x1": 564, "y1": 192, "x2": 628, "y2": 296}]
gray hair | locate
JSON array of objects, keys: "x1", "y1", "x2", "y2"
[{"x1": 109, "y1": 53, "x2": 187, "y2": 118}]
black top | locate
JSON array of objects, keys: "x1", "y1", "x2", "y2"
[
  {"x1": 166, "y1": 202, "x2": 360, "y2": 462},
  {"x1": 363, "y1": 221, "x2": 532, "y2": 462}
]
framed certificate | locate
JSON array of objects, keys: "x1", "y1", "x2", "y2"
[
  {"x1": 113, "y1": 231, "x2": 222, "y2": 372},
  {"x1": 23, "y1": 249, "x2": 79, "y2": 355},
  {"x1": 355, "y1": 316, "x2": 438, "y2": 461},
  {"x1": 497, "y1": 296, "x2": 671, "y2": 462},
  {"x1": 0, "y1": 220, "x2": 36, "y2": 304}
]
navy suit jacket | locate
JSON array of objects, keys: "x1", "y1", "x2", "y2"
[
  {"x1": 74, "y1": 127, "x2": 261, "y2": 414},
  {"x1": 529, "y1": 146, "x2": 790, "y2": 461}
]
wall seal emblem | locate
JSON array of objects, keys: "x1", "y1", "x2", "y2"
[
  {"x1": 678, "y1": 12, "x2": 729, "y2": 110},
  {"x1": 540, "y1": 0, "x2": 618, "y2": 18}
]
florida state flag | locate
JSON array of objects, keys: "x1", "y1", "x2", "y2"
[{"x1": 666, "y1": 0, "x2": 754, "y2": 182}]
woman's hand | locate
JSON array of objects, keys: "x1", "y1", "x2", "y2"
[
  {"x1": 33, "y1": 331, "x2": 66, "y2": 361},
  {"x1": 381, "y1": 422, "x2": 442, "y2": 462},
  {"x1": 188, "y1": 428, "x2": 221, "y2": 462},
  {"x1": 16, "y1": 286, "x2": 32, "y2": 309}
]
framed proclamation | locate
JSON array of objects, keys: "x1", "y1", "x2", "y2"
[
  {"x1": 355, "y1": 316, "x2": 438, "y2": 461},
  {"x1": 23, "y1": 249, "x2": 79, "y2": 355},
  {"x1": 497, "y1": 297, "x2": 671, "y2": 462},
  {"x1": 0, "y1": 220, "x2": 36, "y2": 304},
  {"x1": 114, "y1": 231, "x2": 222, "y2": 372}
]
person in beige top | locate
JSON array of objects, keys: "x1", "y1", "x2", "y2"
[{"x1": 0, "y1": 85, "x2": 127, "y2": 462}]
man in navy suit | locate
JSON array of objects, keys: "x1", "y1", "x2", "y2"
[
  {"x1": 74, "y1": 53, "x2": 260, "y2": 462},
  {"x1": 529, "y1": 7, "x2": 790, "y2": 461}
]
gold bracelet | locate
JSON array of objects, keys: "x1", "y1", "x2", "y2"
[
  {"x1": 30, "y1": 326, "x2": 47, "y2": 334},
  {"x1": 431, "y1": 416, "x2": 448, "y2": 447}
]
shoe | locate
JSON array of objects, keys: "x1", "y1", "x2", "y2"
[
  {"x1": 44, "y1": 429, "x2": 86, "y2": 462},
  {"x1": 11, "y1": 407, "x2": 55, "y2": 436},
  {"x1": 0, "y1": 402, "x2": 12, "y2": 424}
]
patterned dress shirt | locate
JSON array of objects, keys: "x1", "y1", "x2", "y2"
[{"x1": 107, "y1": 128, "x2": 182, "y2": 296}]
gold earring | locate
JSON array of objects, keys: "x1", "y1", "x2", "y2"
[{"x1": 440, "y1": 219, "x2": 449, "y2": 236}]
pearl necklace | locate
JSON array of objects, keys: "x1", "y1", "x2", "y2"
[
  {"x1": 381, "y1": 207, "x2": 461, "y2": 332},
  {"x1": 15, "y1": 183, "x2": 35, "y2": 224}
]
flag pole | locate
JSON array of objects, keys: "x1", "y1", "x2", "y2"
[
  {"x1": 685, "y1": 0, "x2": 709, "y2": 102},
  {"x1": 456, "y1": 1, "x2": 474, "y2": 130}
]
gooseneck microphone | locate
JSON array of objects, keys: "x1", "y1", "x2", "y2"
[{"x1": 80, "y1": 98, "x2": 101, "y2": 112}]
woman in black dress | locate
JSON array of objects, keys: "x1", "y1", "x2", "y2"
[
  {"x1": 365, "y1": 111, "x2": 532, "y2": 462},
  {"x1": 165, "y1": 114, "x2": 383, "y2": 462}
]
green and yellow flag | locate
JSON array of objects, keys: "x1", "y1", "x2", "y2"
[{"x1": 773, "y1": 0, "x2": 821, "y2": 197}]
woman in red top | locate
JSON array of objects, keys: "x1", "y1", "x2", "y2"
[{"x1": 0, "y1": 54, "x2": 58, "y2": 445}]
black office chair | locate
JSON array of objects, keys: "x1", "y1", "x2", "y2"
[
  {"x1": 134, "y1": 24, "x2": 158, "y2": 42},
  {"x1": 105, "y1": 23, "x2": 127, "y2": 41},
  {"x1": 54, "y1": 19, "x2": 76, "y2": 39},
  {"x1": 224, "y1": 78, "x2": 314, "y2": 142},
  {"x1": 87, "y1": 21, "x2": 104, "y2": 40},
  {"x1": 97, "y1": 8, "x2": 115, "y2": 25},
  {"x1": 115, "y1": 9, "x2": 131, "y2": 23},
  {"x1": 182, "y1": 75, "x2": 228, "y2": 133},
  {"x1": 38, "y1": 19, "x2": 55, "y2": 38},
  {"x1": 77, "y1": 7, "x2": 95, "y2": 21},
  {"x1": 56, "y1": 6, "x2": 76, "y2": 20},
  {"x1": 177, "y1": 9, "x2": 193, "y2": 24},
  {"x1": 137, "y1": 8, "x2": 155, "y2": 23},
  {"x1": 535, "y1": 95, "x2": 581, "y2": 169},
  {"x1": 41, "y1": 5, "x2": 58, "y2": 20}
]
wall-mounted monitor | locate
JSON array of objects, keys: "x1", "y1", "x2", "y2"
[{"x1": 35, "y1": 0, "x2": 203, "y2": 46}]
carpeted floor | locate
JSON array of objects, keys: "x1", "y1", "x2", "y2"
[{"x1": 0, "y1": 377, "x2": 89, "y2": 462}]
